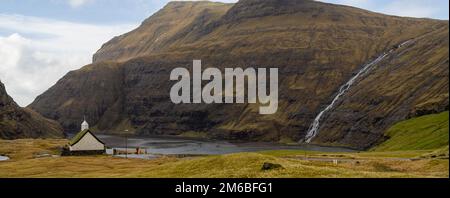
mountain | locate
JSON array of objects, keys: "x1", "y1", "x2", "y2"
[
  {"x1": 29, "y1": 0, "x2": 449, "y2": 149},
  {"x1": 93, "y1": 1, "x2": 234, "y2": 63},
  {"x1": 372, "y1": 111, "x2": 448, "y2": 152},
  {"x1": 0, "y1": 80, "x2": 63, "y2": 139}
]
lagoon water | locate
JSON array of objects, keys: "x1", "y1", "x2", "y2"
[
  {"x1": 0, "y1": 155, "x2": 9, "y2": 161},
  {"x1": 95, "y1": 134, "x2": 355, "y2": 156}
]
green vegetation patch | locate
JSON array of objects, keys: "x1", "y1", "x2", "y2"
[{"x1": 374, "y1": 111, "x2": 449, "y2": 151}]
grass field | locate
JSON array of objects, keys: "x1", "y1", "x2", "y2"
[
  {"x1": 374, "y1": 111, "x2": 449, "y2": 151},
  {"x1": 0, "y1": 112, "x2": 448, "y2": 178},
  {"x1": 0, "y1": 138, "x2": 447, "y2": 178}
]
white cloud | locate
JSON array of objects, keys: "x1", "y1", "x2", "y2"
[
  {"x1": 68, "y1": 0, "x2": 93, "y2": 8},
  {"x1": 0, "y1": 14, "x2": 137, "y2": 106}
]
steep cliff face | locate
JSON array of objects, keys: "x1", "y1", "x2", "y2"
[
  {"x1": 30, "y1": 62, "x2": 123, "y2": 133},
  {"x1": 313, "y1": 27, "x2": 449, "y2": 148},
  {"x1": 0, "y1": 81, "x2": 63, "y2": 139},
  {"x1": 30, "y1": 0, "x2": 449, "y2": 149}
]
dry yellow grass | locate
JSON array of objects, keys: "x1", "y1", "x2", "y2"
[{"x1": 0, "y1": 139, "x2": 448, "y2": 178}]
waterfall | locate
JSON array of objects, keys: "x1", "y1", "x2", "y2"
[{"x1": 303, "y1": 40, "x2": 413, "y2": 143}]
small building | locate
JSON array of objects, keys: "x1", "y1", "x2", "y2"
[
  {"x1": 81, "y1": 117, "x2": 89, "y2": 131},
  {"x1": 63, "y1": 118, "x2": 105, "y2": 155}
]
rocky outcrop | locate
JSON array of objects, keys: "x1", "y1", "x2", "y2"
[
  {"x1": 0, "y1": 81, "x2": 63, "y2": 139},
  {"x1": 29, "y1": 0, "x2": 449, "y2": 149}
]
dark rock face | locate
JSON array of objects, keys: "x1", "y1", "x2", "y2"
[
  {"x1": 29, "y1": 0, "x2": 449, "y2": 149},
  {"x1": 261, "y1": 162, "x2": 284, "y2": 170},
  {"x1": 0, "y1": 81, "x2": 63, "y2": 139}
]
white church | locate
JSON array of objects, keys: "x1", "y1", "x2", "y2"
[{"x1": 66, "y1": 117, "x2": 106, "y2": 155}]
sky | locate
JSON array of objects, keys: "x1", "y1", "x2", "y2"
[{"x1": 0, "y1": 0, "x2": 448, "y2": 107}]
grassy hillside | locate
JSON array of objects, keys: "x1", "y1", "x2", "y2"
[{"x1": 373, "y1": 112, "x2": 449, "y2": 151}]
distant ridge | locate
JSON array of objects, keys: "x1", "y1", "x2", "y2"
[{"x1": 0, "y1": 80, "x2": 63, "y2": 139}]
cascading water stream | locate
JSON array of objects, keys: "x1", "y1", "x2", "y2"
[{"x1": 303, "y1": 40, "x2": 413, "y2": 143}]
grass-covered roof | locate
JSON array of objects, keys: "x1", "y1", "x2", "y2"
[{"x1": 69, "y1": 129, "x2": 104, "y2": 146}]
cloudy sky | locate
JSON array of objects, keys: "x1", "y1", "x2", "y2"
[{"x1": 0, "y1": 0, "x2": 448, "y2": 106}]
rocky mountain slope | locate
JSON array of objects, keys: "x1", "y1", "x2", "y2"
[
  {"x1": 0, "y1": 81, "x2": 63, "y2": 139},
  {"x1": 29, "y1": 0, "x2": 449, "y2": 149},
  {"x1": 314, "y1": 27, "x2": 449, "y2": 148}
]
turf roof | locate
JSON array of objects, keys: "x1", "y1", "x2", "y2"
[{"x1": 69, "y1": 129, "x2": 105, "y2": 146}]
